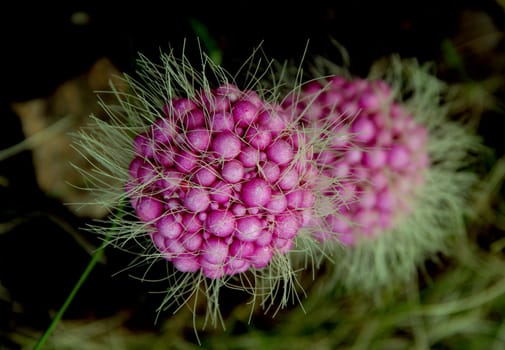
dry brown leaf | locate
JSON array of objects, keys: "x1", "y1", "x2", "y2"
[{"x1": 11, "y1": 58, "x2": 125, "y2": 219}]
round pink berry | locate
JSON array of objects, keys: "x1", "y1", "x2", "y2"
[
  {"x1": 156, "y1": 214, "x2": 183, "y2": 239},
  {"x1": 212, "y1": 132, "x2": 242, "y2": 160},
  {"x1": 222, "y1": 160, "x2": 245, "y2": 184},
  {"x1": 205, "y1": 209, "x2": 236, "y2": 237},
  {"x1": 211, "y1": 111, "x2": 234, "y2": 132},
  {"x1": 274, "y1": 213, "x2": 300, "y2": 239},
  {"x1": 266, "y1": 139, "x2": 294, "y2": 165},
  {"x1": 201, "y1": 237, "x2": 229, "y2": 264},
  {"x1": 236, "y1": 216, "x2": 263, "y2": 242},
  {"x1": 186, "y1": 129, "x2": 211, "y2": 151},
  {"x1": 174, "y1": 150, "x2": 198, "y2": 173},
  {"x1": 184, "y1": 188, "x2": 210, "y2": 213},
  {"x1": 172, "y1": 254, "x2": 200, "y2": 273},
  {"x1": 245, "y1": 126, "x2": 272, "y2": 150},
  {"x1": 241, "y1": 179, "x2": 272, "y2": 207},
  {"x1": 239, "y1": 147, "x2": 260, "y2": 167},
  {"x1": 135, "y1": 196, "x2": 163, "y2": 222},
  {"x1": 193, "y1": 167, "x2": 217, "y2": 186},
  {"x1": 249, "y1": 245, "x2": 273, "y2": 269},
  {"x1": 233, "y1": 100, "x2": 259, "y2": 127}
]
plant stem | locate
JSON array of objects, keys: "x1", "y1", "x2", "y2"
[{"x1": 33, "y1": 236, "x2": 109, "y2": 350}]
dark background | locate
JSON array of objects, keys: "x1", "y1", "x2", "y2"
[{"x1": 1, "y1": 1, "x2": 505, "y2": 348}]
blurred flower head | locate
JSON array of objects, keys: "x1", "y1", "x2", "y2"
[
  {"x1": 285, "y1": 75, "x2": 429, "y2": 245},
  {"x1": 283, "y1": 55, "x2": 485, "y2": 293}
]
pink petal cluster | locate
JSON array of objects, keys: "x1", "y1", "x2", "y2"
[
  {"x1": 284, "y1": 76, "x2": 429, "y2": 245},
  {"x1": 127, "y1": 84, "x2": 315, "y2": 279}
]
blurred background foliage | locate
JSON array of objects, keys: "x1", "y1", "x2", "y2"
[{"x1": 1, "y1": 1, "x2": 505, "y2": 349}]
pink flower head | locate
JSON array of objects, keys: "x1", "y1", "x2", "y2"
[{"x1": 127, "y1": 84, "x2": 314, "y2": 278}]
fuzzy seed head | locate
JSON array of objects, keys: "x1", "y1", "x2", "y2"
[
  {"x1": 127, "y1": 84, "x2": 315, "y2": 279},
  {"x1": 278, "y1": 55, "x2": 484, "y2": 295},
  {"x1": 285, "y1": 77, "x2": 430, "y2": 245}
]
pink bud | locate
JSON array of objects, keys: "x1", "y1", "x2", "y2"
[
  {"x1": 172, "y1": 97, "x2": 197, "y2": 118},
  {"x1": 258, "y1": 110, "x2": 288, "y2": 136},
  {"x1": 353, "y1": 209, "x2": 379, "y2": 235},
  {"x1": 266, "y1": 139, "x2": 294, "y2": 165},
  {"x1": 231, "y1": 203, "x2": 247, "y2": 217},
  {"x1": 359, "y1": 189, "x2": 377, "y2": 209},
  {"x1": 406, "y1": 126, "x2": 428, "y2": 150},
  {"x1": 222, "y1": 160, "x2": 245, "y2": 184},
  {"x1": 210, "y1": 181, "x2": 233, "y2": 204},
  {"x1": 278, "y1": 168, "x2": 299, "y2": 190},
  {"x1": 205, "y1": 209, "x2": 236, "y2": 237},
  {"x1": 180, "y1": 232, "x2": 203, "y2": 251},
  {"x1": 128, "y1": 157, "x2": 144, "y2": 178},
  {"x1": 286, "y1": 190, "x2": 303, "y2": 209},
  {"x1": 156, "y1": 170, "x2": 183, "y2": 194},
  {"x1": 133, "y1": 133, "x2": 154, "y2": 158},
  {"x1": 388, "y1": 145, "x2": 410, "y2": 170},
  {"x1": 211, "y1": 111, "x2": 234, "y2": 132},
  {"x1": 250, "y1": 245, "x2": 273, "y2": 269},
  {"x1": 369, "y1": 171, "x2": 388, "y2": 190},
  {"x1": 174, "y1": 150, "x2": 198, "y2": 173},
  {"x1": 323, "y1": 89, "x2": 343, "y2": 106},
  {"x1": 215, "y1": 93, "x2": 234, "y2": 112},
  {"x1": 345, "y1": 148, "x2": 363, "y2": 164},
  {"x1": 358, "y1": 91, "x2": 381, "y2": 110},
  {"x1": 239, "y1": 147, "x2": 260, "y2": 167},
  {"x1": 243, "y1": 90, "x2": 263, "y2": 107},
  {"x1": 201, "y1": 259, "x2": 225, "y2": 279},
  {"x1": 184, "y1": 188, "x2": 210, "y2": 213},
  {"x1": 272, "y1": 237, "x2": 293, "y2": 254},
  {"x1": 301, "y1": 190, "x2": 316, "y2": 208},
  {"x1": 326, "y1": 214, "x2": 351, "y2": 233},
  {"x1": 193, "y1": 166, "x2": 217, "y2": 186},
  {"x1": 245, "y1": 126, "x2": 272, "y2": 150},
  {"x1": 164, "y1": 238, "x2": 186, "y2": 256},
  {"x1": 236, "y1": 216, "x2": 263, "y2": 242},
  {"x1": 215, "y1": 83, "x2": 242, "y2": 102},
  {"x1": 241, "y1": 179, "x2": 272, "y2": 207},
  {"x1": 181, "y1": 213, "x2": 202, "y2": 233},
  {"x1": 351, "y1": 117, "x2": 376, "y2": 143},
  {"x1": 186, "y1": 129, "x2": 211, "y2": 151},
  {"x1": 265, "y1": 193, "x2": 288, "y2": 213},
  {"x1": 151, "y1": 233, "x2": 168, "y2": 252},
  {"x1": 153, "y1": 143, "x2": 175, "y2": 167},
  {"x1": 182, "y1": 109, "x2": 205, "y2": 129},
  {"x1": 329, "y1": 161, "x2": 350, "y2": 178},
  {"x1": 233, "y1": 100, "x2": 259, "y2": 127},
  {"x1": 338, "y1": 232, "x2": 356, "y2": 246},
  {"x1": 329, "y1": 75, "x2": 347, "y2": 88},
  {"x1": 202, "y1": 237, "x2": 229, "y2": 264},
  {"x1": 260, "y1": 161, "x2": 281, "y2": 183},
  {"x1": 255, "y1": 229, "x2": 273, "y2": 246},
  {"x1": 230, "y1": 239, "x2": 256, "y2": 258},
  {"x1": 225, "y1": 258, "x2": 250, "y2": 275},
  {"x1": 274, "y1": 213, "x2": 300, "y2": 239},
  {"x1": 135, "y1": 196, "x2": 163, "y2": 222},
  {"x1": 376, "y1": 189, "x2": 395, "y2": 211},
  {"x1": 339, "y1": 101, "x2": 359, "y2": 116},
  {"x1": 156, "y1": 214, "x2": 182, "y2": 239},
  {"x1": 317, "y1": 150, "x2": 336, "y2": 165},
  {"x1": 172, "y1": 254, "x2": 200, "y2": 272},
  {"x1": 136, "y1": 162, "x2": 158, "y2": 184},
  {"x1": 152, "y1": 118, "x2": 176, "y2": 144},
  {"x1": 212, "y1": 131, "x2": 242, "y2": 160},
  {"x1": 362, "y1": 148, "x2": 387, "y2": 169}
]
